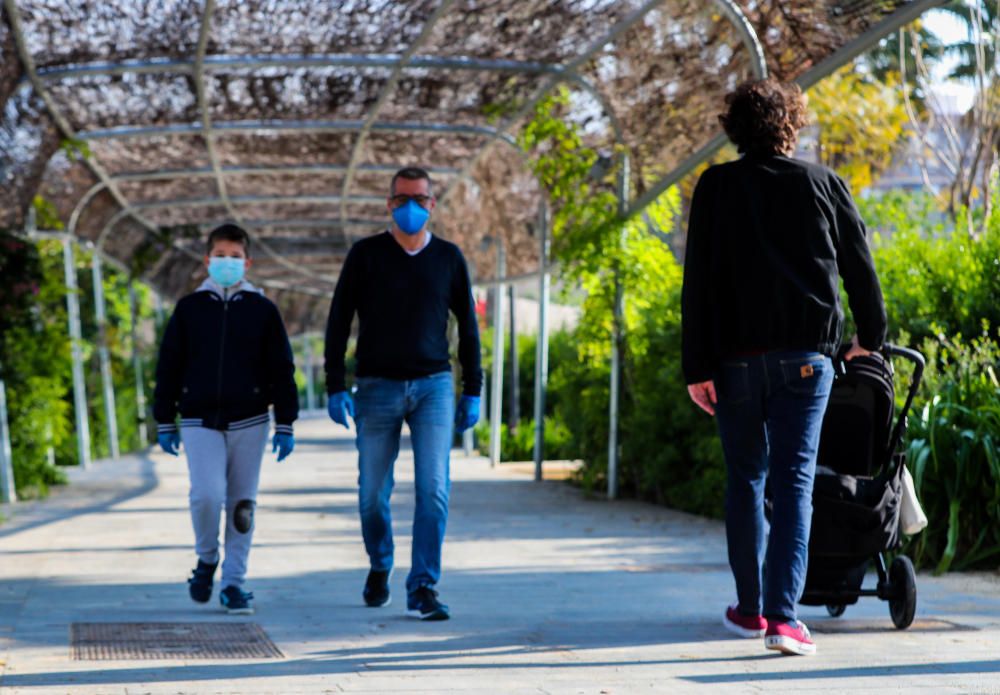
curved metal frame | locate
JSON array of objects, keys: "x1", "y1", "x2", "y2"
[
  {"x1": 85, "y1": 119, "x2": 527, "y2": 255},
  {"x1": 437, "y1": 0, "x2": 767, "y2": 212},
  {"x1": 35, "y1": 0, "x2": 772, "y2": 288},
  {"x1": 28, "y1": 53, "x2": 626, "y2": 164},
  {"x1": 3, "y1": 0, "x2": 936, "y2": 486},
  {"x1": 713, "y1": 0, "x2": 768, "y2": 81},
  {"x1": 2, "y1": 0, "x2": 198, "y2": 272},
  {"x1": 338, "y1": 0, "x2": 457, "y2": 244},
  {"x1": 65, "y1": 162, "x2": 461, "y2": 256},
  {"x1": 621, "y1": 0, "x2": 943, "y2": 222}
]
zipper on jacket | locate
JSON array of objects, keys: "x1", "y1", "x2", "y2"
[{"x1": 214, "y1": 292, "x2": 231, "y2": 426}]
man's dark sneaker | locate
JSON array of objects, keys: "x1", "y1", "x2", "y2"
[
  {"x1": 363, "y1": 569, "x2": 391, "y2": 607},
  {"x1": 219, "y1": 585, "x2": 255, "y2": 615},
  {"x1": 187, "y1": 560, "x2": 218, "y2": 604},
  {"x1": 407, "y1": 586, "x2": 450, "y2": 621}
]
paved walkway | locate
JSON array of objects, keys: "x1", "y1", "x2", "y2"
[{"x1": 1, "y1": 415, "x2": 998, "y2": 694}]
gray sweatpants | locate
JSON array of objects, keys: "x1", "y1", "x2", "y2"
[{"x1": 181, "y1": 419, "x2": 269, "y2": 589}]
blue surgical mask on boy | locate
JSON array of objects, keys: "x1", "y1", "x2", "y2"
[
  {"x1": 208, "y1": 257, "x2": 246, "y2": 287},
  {"x1": 392, "y1": 199, "x2": 430, "y2": 235}
]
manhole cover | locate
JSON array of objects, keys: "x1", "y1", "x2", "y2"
[{"x1": 70, "y1": 622, "x2": 283, "y2": 660}]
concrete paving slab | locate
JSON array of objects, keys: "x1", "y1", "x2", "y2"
[{"x1": 0, "y1": 414, "x2": 998, "y2": 694}]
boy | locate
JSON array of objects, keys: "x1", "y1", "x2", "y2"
[{"x1": 154, "y1": 223, "x2": 298, "y2": 615}]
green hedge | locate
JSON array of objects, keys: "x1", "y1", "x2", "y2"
[
  {"x1": 899, "y1": 329, "x2": 1000, "y2": 572},
  {"x1": 862, "y1": 189, "x2": 1000, "y2": 572},
  {"x1": 0, "y1": 232, "x2": 158, "y2": 499},
  {"x1": 475, "y1": 186, "x2": 999, "y2": 572}
]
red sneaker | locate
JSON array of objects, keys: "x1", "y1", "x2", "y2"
[
  {"x1": 765, "y1": 619, "x2": 817, "y2": 655},
  {"x1": 723, "y1": 604, "x2": 767, "y2": 638}
]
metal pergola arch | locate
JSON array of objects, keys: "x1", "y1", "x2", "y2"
[
  {"x1": 6, "y1": 0, "x2": 772, "y2": 295},
  {"x1": 0, "y1": 0, "x2": 941, "y2": 505},
  {"x1": 78, "y1": 118, "x2": 543, "y2": 296}
]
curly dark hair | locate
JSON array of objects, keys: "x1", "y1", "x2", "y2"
[{"x1": 718, "y1": 79, "x2": 809, "y2": 156}]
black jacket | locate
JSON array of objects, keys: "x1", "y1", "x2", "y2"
[
  {"x1": 681, "y1": 154, "x2": 887, "y2": 384},
  {"x1": 154, "y1": 280, "x2": 298, "y2": 433},
  {"x1": 325, "y1": 232, "x2": 483, "y2": 396}
]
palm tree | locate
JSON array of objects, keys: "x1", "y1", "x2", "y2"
[
  {"x1": 936, "y1": 0, "x2": 998, "y2": 81},
  {"x1": 865, "y1": 21, "x2": 945, "y2": 98}
]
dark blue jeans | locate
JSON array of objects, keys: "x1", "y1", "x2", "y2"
[
  {"x1": 354, "y1": 372, "x2": 454, "y2": 595},
  {"x1": 714, "y1": 350, "x2": 833, "y2": 623}
]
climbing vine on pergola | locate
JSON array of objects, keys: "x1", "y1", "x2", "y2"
[
  {"x1": 1, "y1": 0, "x2": 936, "y2": 329},
  {"x1": 0, "y1": 0, "x2": 940, "y2": 487}
]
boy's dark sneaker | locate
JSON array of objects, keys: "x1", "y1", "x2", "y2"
[
  {"x1": 407, "y1": 586, "x2": 450, "y2": 621},
  {"x1": 187, "y1": 560, "x2": 218, "y2": 604},
  {"x1": 219, "y1": 585, "x2": 255, "y2": 615},
  {"x1": 363, "y1": 569, "x2": 391, "y2": 607}
]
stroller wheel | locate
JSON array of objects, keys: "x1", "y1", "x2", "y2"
[
  {"x1": 826, "y1": 604, "x2": 846, "y2": 618},
  {"x1": 889, "y1": 555, "x2": 917, "y2": 629}
]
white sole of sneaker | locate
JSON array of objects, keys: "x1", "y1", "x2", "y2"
[
  {"x1": 765, "y1": 634, "x2": 816, "y2": 655},
  {"x1": 407, "y1": 608, "x2": 449, "y2": 621},
  {"x1": 723, "y1": 611, "x2": 766, "y2": 638}
]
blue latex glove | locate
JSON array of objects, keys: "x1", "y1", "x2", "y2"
[
  {"x1": 455, "y1": 395, "x2": 481, "y2": 432},
  {"x1": 158, "y1": 431, "x2": 180, "y2": 456},
  {"x1": 327, "y1": 391, "x2": 355, "y2": 429},
  {"x1": 272, "y1": 432, "x2": 295, "y2": 462}
]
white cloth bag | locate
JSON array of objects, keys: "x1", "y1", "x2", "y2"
[{"x1": 900, "y1": 465, "x2": 928, "y2": 535}]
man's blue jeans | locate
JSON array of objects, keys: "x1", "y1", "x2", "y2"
[
  {"x1": 354, "y1": 371, "x2": 454, "y2": 596},
  {"x1": 714, "y1": 350, "x2": 833, "y2": 623}
]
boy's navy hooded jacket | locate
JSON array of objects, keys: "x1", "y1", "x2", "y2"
[{"x1": 154, "y1": 279, "x2": 298, "y2": 435}]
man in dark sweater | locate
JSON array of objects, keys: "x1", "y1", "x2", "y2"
[
  {"x1": 681, "y1": 80, "x2": 887, "y2": 656},
  {"x1": 324, "y1": 166, "x2": 482, "y2": 621},
  {"x1": 154, "y1": 224, "x2": 299, "y2": 615}
]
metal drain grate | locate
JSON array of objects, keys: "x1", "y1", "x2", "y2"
[{"x1": 71, "y1": 622, "x2": 283, "y2": 660}]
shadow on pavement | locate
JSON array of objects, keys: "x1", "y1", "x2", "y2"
[
  {"x1": 0, "y1": 454, "x2": 159, "y2": 540},
  {"x1": 680, "y1": 659, "x2": 1000, "y2": 683}
]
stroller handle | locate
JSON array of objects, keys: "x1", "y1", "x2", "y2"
[
  {"x1": 882, "y1": 342, "x2": 926, "y2": 457},
  {"x1": 883, "y1": 343, "x2": 925, "y2": 392}
]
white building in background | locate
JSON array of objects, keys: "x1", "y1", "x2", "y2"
[
  {"x1": 474, "y1": 279, "x2": 581, "y2": 337},
  {"x1": 871, "y1": 104, "x2": 967, "y2": 197}
]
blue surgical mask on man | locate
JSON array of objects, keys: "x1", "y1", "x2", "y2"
[
  {"x1": 208, "y1": 257, "x2": 246, "y2": 287},
  {"x1": 392, "y1": 199, "x2": 430, "y2": 235}
]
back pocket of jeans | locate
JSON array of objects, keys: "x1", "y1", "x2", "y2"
[
  {"x1": 716, "y1": 361, "x2": 750, "y2": 404},
  {"x1": 780, "y1": 356, "x2": 827, "y2": 395}
]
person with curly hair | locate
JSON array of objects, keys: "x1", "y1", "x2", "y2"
[{"x1": 681, "y1": 79, "x2": 887, "y2": 655}]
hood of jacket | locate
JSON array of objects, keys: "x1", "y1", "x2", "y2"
[{"x1": 196, "y1": 277, "x2": 265, "y2": 300}]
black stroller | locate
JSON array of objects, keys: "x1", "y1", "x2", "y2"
[{"x1": 799, "y1": 342, "x2": 925, "y2": 629}]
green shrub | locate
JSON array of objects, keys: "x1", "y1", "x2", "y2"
[
  {"x1": 859, "y1": 189, "x2": 1000, "y2": 571},
  {"x1": 896, "y1": 328, "x2": 1000, "y2": 572},
  {"x1": 0, "y1": 228, "x2": 159, "y2": 499},
  {"x1": 1, "y1": 237, "x2": 73, "y2": 496},
  {"x1": 861, "y1": 190, "x2": 1000, "y2": 345},
  {"x1": 474, "y1": 415, "x2": 576, "y2": 462}
]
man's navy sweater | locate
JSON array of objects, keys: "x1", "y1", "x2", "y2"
[{"x1": 324, "y1": 232, "x2": 483, "y2": 396}]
